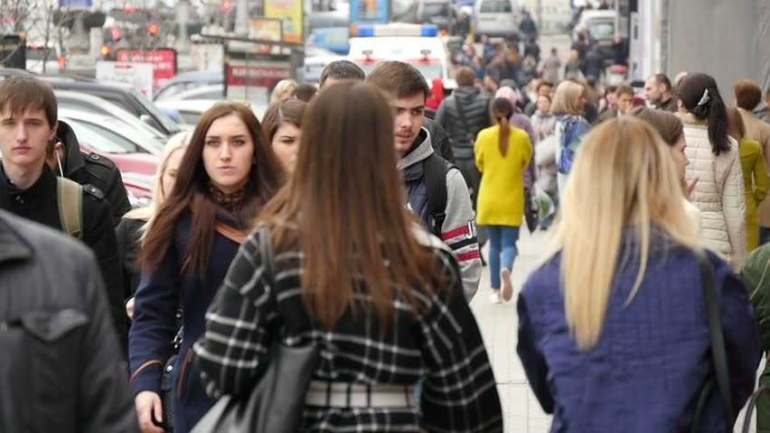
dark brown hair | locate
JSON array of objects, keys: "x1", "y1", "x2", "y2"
[
  {"x1": 455, "y1": 66, "x2": 476, "y2": 87},
  {"x1": 366, "y1": 61, "x2": 430, "y2": 100},
  {"x1": 491, "y1": 98, "x2": 514, "y2": 156},
  {"x1": 734, "y1": 79, "x2": 763, "y2": 111},
  {"x1": 258, "y1": 82, "x2": 443, "y2": 330},
  {"x1": 261, "y1": 99, "x2": 307, "y2": 143},
  {"x1": 727, "y1": 106, "x2": 747, "y2": 141},
  {"x1": 0, "y1": 76, "x2": 57, "y2": 127},
  {"x1": 142, "y1": 102, "x2": 285, "y2": 276},
  {"x1": 291, "y1": 83, "x2": 318, "y2": 102},
  {"x1": 653, "y1": 73, "x2": 673, "y2": 92}
]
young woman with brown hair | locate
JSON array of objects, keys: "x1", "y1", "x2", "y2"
[
  {"x1": 261, "y1": 99, "x2": 307, "y2": 175},
  {"x1": 129, "y1": 102, "x2": 284, "y2": 433},
  {"x1": 194, "y1": 82, "x2": 503, "y2": 432}
]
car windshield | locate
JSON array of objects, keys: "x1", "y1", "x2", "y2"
[
  {"x1": 590, "y1": 21, "x2": 615, "y2": 38},
  {"x1": 480, "y1": 0, "x2": 511, "y2": 13},
  {"x1": 66, "y1": 119, "x2": 142, "y2": 154},
  {"x1": 424, "y1": 4, "x2": 449, "y2": 16}
]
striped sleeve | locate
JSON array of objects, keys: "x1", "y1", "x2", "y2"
[
  {"x1": 441, "y1": 168, "x2": 482, "y2": 300},
  {"x1": 419, "y1": 251, "x2": 503, "y2": 432},
  {"x1": 193, "y1": 234, "x2": 276, "y2": 398}
]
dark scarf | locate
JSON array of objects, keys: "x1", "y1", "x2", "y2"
[{"x1": 208, "y1": 183, "x2": 246, "y2": 213}]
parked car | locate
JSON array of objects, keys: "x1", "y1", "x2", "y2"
[
  {"x1": 573, "y1": 10, "x2": 619, "y2": 63},
  {"x1": 154, "y1": 99, "x2": 218, "y2": 129},
  {"x1": 155, "y1": 84, "x2": 224, "y2": 102},
  {"x1": 59, "y1": 108, "x2": 166, "y2": 156},
  {"x1": 417, "y1": 0, "x2": 457, "y2": 31},
  {"x1": 473, "y1": 0, "x2": 520, "y2": 41},
  {"x1": 55, "y1": 90, "x2": 167, "y2": 140},
  {"x1": 154, "y1": 71, "x2": 223, "y2": 101},
  {"x1": 46, "y1": 79, "x2": 182, "y2": 136}
]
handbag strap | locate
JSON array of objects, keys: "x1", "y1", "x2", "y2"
[
  {"x1": 257, "y1": 226, "x2": 276, "y2": 290},
  {"x1": 742, "y1": 385, "x2": 770, "y2": 433},
  {"x1": 694, "y1": 247, "x2": 733, "y2": 426},
  {"x1": 216, "y1": 221, "x2": 247, "y2": 245}
]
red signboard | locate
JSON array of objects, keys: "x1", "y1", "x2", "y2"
[{"x1": 115, "y1": 48, "x2": 177, "y2": 88}]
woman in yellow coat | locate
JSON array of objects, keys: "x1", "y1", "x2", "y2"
[
  {"x1": 476, "y1": 97, "x2": 533, "y2": 304},
  {"x1": 729, "y1": 107, "x2": 768, "y2": 251}
]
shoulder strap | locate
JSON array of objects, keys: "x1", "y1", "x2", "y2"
[
  {"x1": 56, "y1": 177, "x2": 83, "y2": 239},
  {"x1": 423, "y1": 153, "x2": 451, "y2": 236},
  {"x1": 215, "y1": 221, "x2": 247, "y2": 245},
  {"x1": 453, "y1": 97, "x2": 474, "y2": 144},
  {"x1": 694, "y1": 248, "x2": 733, "y2": 426},
  {"x1": 257, "y1": 226, "x2": 276, "y2": 288}
]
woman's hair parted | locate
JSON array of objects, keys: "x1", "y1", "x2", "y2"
[
  {"x1": 141, "y1": 102, "x2": 285, "y2": 276},
  {"x1": 544, "y1": 117, "x2": 698, "y2": 350},
  {"x1": 258, "y1": 82, "x2": 445, "y2": 330},
  {"x1": 261, "y1": 99, "x2": 307, "y2": 143},
  {"x1": 678, "y1": 72, "x2": 731, "y2": 155},
  {"x1": 491, "y1": 97, "x2": 514, "y2": 156}
]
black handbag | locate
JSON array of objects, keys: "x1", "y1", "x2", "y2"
[
  {"x1": 524, "y1": 187, "x2": 539, "y2": 233},
  {"x1": 191, "y1": 226, "x2": 319, "y2": 433},
  {"x1": 691, "y1": 248, "x2": 733, "y2": 433}
]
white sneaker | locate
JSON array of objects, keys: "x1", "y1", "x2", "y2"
[
  {"x1": 489, "y1": 291, "x2": 503, "y2": 304},
  {"x1": 501, "y1": 268, "x2": 513, "y2": 301}
]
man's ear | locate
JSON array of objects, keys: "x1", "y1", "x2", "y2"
[{"x1": 48, "y1": 120, "x2": 59, "y2": 142}]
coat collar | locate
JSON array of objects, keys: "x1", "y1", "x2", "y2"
[
  {"x1": 56, "y1": 120, "x2": 86, "y2": 177},
  {"x1": 0, "y1": 211, "x2": 33, "y2": 263}
]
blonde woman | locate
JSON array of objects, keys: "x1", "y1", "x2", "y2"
[
  {"x1": 117, "y1": 132, "x2": 190, "y2": 319},
  {"x1": 517, "y1": 118, "x2": 760, "y2": 431},
  {"x1": 551, "y1": 80, "x2": 590, "y2": 201},
  {"x1": 270, "y1": 79, "x2": 298, "y2": 104}
]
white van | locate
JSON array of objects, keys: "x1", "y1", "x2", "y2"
[{"x1": 473, "y1": 0, "x2": 520, "y2": 41}]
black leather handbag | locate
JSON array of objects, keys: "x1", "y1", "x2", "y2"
[{"x1": 191, "y1": 226, "x2": 319, "y2": 433}]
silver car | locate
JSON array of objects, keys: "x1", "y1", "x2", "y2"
[{"x1": 473, "y1": 0, "x2": 520, "y2": 40}]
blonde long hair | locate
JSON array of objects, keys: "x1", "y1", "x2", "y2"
[
  {"x1": 543, "y1": 118, "x2": 698, "y2": 349},
  {"x1": 550, "y1": 80, "x2": 584, "y2": 116},
  {"x1": 124, "y1": 131, "x2": 191, "y2": 226}
]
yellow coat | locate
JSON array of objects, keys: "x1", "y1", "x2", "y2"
[
  {"x1": 475, "y1": 125, "x2": 533, "y2": 226},
  {"x1": 740, "y1": 138, "x2": 769, "y2": 251}
]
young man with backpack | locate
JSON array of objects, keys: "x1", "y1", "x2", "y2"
[
  {"x1": 367, "y1": 61, "x2": 481, "y2": 299},
  {"x1": 0, "y1": 76, "x2": 127, "y2": 357}
]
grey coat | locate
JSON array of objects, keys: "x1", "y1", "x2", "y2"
[{"x1": 0, "y1": 210, "x2": 138, "y2": 433}]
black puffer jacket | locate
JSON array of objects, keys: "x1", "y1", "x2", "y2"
[
  {"x1": 435, "y1": 86, "x2": 491, "y2": 159},
  {"x1": 0, "y1": 210, "x2": 138, "y2": 433}
]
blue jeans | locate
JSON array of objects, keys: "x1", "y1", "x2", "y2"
[{"x1": 487, "y1": 226, "x2": 520, "y2": 289}]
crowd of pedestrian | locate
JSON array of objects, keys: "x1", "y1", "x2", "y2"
[{"x1": 4, "y1": 18, "x2": 770, "y2": 433}]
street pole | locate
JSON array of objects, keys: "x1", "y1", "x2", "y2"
[
  {"x1": 235, "y1": 0, "x2": 249, "y2": 36},
  {"x1": 177, "y1": 0, "x2": 190, "y2": 52}
]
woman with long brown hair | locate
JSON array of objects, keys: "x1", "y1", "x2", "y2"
[
  {"x1": 261, "y1": 98, "x2": 306, "y2": 175},
  {"x1": 475, "y1": 97, "x2": 533, "y2": 304},
  {"x1": 194, "y1": 82, "x2": 503, "y2": 431},
  {"x1": 129, "y1": 102, "x2": 284, "y2": 433}
]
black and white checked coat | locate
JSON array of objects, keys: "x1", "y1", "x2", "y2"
[{"x1": 194, "y1": 228, "x2": 503, "y2": 432}]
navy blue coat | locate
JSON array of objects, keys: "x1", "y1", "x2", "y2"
[
  {"x1": 517, "y1": 238, "x2": 761, "y2": 432},
  {"x1": 129, "y1": 211, "x2": 243, "y2": 433}
]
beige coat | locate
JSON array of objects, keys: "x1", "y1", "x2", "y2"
[
  {"x1": 680, "y1": 113, "x2": 748, "y2": 270},
  {"x1": 739, "y1": 107, "x2": 770, "y2": 227}
]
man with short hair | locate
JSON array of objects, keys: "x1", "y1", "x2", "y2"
[
  {"x1": 320, "y1": 60, "x2": 454, "y2": 161},
  {"x1": 367, "y1": 61, "x2": 481, "y2": 299},
  {"x1": 0, "y1": 210, "x2": 138, "y2": 432},
  {"x1": 435, "y1": 66, "x2": 491, "y2": 209},
  {"x1": 734, "y1": 79, "x2": 770, "y2": 245},
  {"x1": 525, "y1": 80, "x2": 554, "y2": 116},
  {"x1": 0, "y1": 76, "x2": 127, "y2": 356},
  {"x1": 596, "y1": 84, "x2": 634, "y2": 123},
  {"x1": 645, "y1": 73, "x2": 677, "y2": 112},
  {"x1": 319, "y1": 60, "x2": 366, "y2": 89}
]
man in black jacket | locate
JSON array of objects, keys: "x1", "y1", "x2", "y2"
[
  {"x1": 0, "y1": 210, "x2": 138, "y2": 432},
  {"x1": 49, "y1": 120, "x2": 131, "y2": 226},
  {"x1": 0, "y1": 75, "x2": 127, "y2": 357},
  {"x1": 435, "y1": 66, "x2": 491, "y2": 209}
]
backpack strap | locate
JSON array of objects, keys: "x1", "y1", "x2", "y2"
[
  {"x1": 423, "y1": 153, "x2": 452, "y2": 236},
  {"x1": 56, "y1": 177, "x2": 83, "y2": 239}
]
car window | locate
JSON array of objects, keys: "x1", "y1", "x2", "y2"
[
  {"x1": 57, "y1": 100, "x2": 103, "y2": 116},
  {"x1": 589, "y1": 21, "x2": 615, "y2": 38},
  {"x1": 129, "y1": 90, "x2": 182, "y2": 135},
  {"x1": 424, "y1": 3, "x2": 449, "y2": 16},
  {"x1": 66, "y1": 119, "x2": 143, "y2": 154},
  {"x1": 179, "y1": 110, "x2": 203, "y2": 125},
  {"x1": 155, "y1": 83, "x2": 185, "y2": 101},
  {"x1": 480, "y1": 0, "x2": 512, "y2": 13}
]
